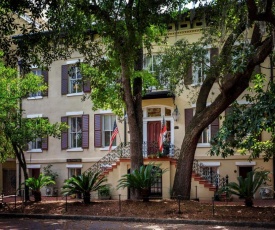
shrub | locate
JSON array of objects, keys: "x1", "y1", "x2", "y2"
[{"x1": 62, "y1": 171, "x2": 107, "y2": 204}]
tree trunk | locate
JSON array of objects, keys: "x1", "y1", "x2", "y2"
[
  {"x1": 12, "y1": 143, "x2": 30, "y2": 201},
  {"x1": 119, "y1": 43, "x2": 144, "y2": 200}
]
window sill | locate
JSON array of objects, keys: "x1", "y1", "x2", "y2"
[
  {"x1": 67, "y1": 148, "x2": 84, "y2": 152},
  {"x1": 197, "y1": 143, "x2": 211, "y2": 148},
  {"x1": 27, "y1": 149, "x2": 43, "y2": 153},
  {"x1": 190, "y1": 83, "x2": 203, "y2": 87},
  {"x1": 67, "y1": 92, "x2": 84, "y2": 97},
  {"x1": 27, "y1": 96, "x2": 43, "y2": 100},
  {"x1": 100, "y1": 147, "x2": 116, "y2": 151}
]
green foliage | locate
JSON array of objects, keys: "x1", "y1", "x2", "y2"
[
  {"x1": 43, "y1": 164, "x2": 58, "y2": 182},
  {"x1": 25, "y1": 173, "x2": 55, "y2": 192},
  {"x1": 210, "y1": 75, "x2": 275, "y2": 161},
  {"x1": 0, "y1": 57, "x2": 68, "y2": 163},
  {"x1": 117, "y1": 163, "x2": 168, "y2": 190},
  {"x1": 62, "y1": 171, "x2": 107, "y2": 203},
  {"x1": 98, "y1": 185, "x2": 111, "y2": 197},
  {"x1": 219, "y1": 169, "x2": 270, "y2": 206}
]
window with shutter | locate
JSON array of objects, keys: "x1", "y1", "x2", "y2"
[
  {"x1": 27, "y1": 117, "x2": 49, "y2": 152},
  {"x1": 185, "y1": 108, "x2": 219, "y2": 145},
  {"x1": 187, "y1": 48, "x2": 219, "y2": 85},
  {"x1": 29, "y1": 68, "x2": 44, "y2": 98},
  {"x1": 61, "y1": 115, "x2": 89, "y2": 150},
  {"x1": 94, "y1": 114, "x2": 116, "y2": 148}
]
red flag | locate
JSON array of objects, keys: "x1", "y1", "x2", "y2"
[
  {"x1": 158, "y1": 118, "x2": 167, "y2": 151},
  {"x1": 109, "y1": 121, "x2": 119, "y2": 152}
]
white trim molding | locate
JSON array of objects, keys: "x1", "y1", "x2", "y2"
[
  {"x1": 235, "y1": 161, "x2": 256, "y2": 166},
  {"x1": 66, "y1": 164, "x2": 83, "y2": 168},
  {"x1": 66, "y1": 59, "x2": 83, "y2": 65},
  {"x1": 66, "y1": 111, "x2": 84, "y2": 116},
  {"x1": 27, "y1": 164, "x2": 41, "y2": 169},
  {"x1": 200, "y1": 162, "x2": 221, "y2": 167},
  {"x1": 27, "y1": 114, "x2": 43, "y2": 118}
]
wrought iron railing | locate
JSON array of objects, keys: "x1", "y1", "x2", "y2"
[
  {"x1": 85, "y1": 141, "x2": 181, "y2": 174},
  {"x1": 192, "y1": 159, "x2": 228, "y2": 189}
]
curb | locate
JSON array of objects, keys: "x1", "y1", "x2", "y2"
[{"x1": 1, "y1": 213, "x2": 275, "y2": 229}]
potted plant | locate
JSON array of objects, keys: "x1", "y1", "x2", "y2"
[
  {"x1": 43, "y1": 164, "x2": 58, "y2": 196},
  {"x1": 162, "y1": 141, "x2": 170, "y2": 156},
  {"x1": 98, "y1": 185, "x2": 111, "y2": 200},
  {"x1": 25, "y1": 174, "x2": 55, "y2": 202},
  {"x1": 219, "y1": 169, "x2": 270, "y2": 206}
]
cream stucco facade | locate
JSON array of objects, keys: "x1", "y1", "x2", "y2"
[{"x1": 19, "y1": 19, "x2": 274, "y2": 201}]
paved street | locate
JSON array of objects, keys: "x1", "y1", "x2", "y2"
[{"x1": 0, "y1": 218, "x2": 271, "y2": 230}]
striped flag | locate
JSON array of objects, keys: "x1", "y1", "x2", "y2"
[
  {"x1": 158, "y1": 117, "x2": 167, "y2": 152},
  {"x1": 109, "y1": 121, "x2": 119, "y2": 152}
]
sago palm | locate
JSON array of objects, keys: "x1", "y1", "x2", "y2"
[
  {"x1": 25, "y1": 174, "x2": 55, "y2": 202},
  {"x1": 62, "y1": 171, "x2": 107, "y2": 204},
  {"x1": 117, "y1": 163, "x2": 168, "y2": 202},
  {"x1": 220, "y1": 169, "x2": 270, "y2": 207}
]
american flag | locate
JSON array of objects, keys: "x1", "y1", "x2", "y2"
[
  {"x1": 109, "y1": 121, "x2": 119, "y2": 152},
  {"x1": 158, "y1": 117, "x2": 167, "y2": 151}
]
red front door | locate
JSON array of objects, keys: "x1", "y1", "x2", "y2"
[{"x1": 147, "y1": 121, "x2": 161, "y2": 155}]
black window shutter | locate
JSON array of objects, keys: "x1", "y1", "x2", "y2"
[
  {"x1": 42, "y1": 70, "x2": 49, "y2": 96},
  {"x1": 61, "y1": 116, "x2": 68, "y2": 149},
  {"x1": 41, "y1": 117, "x2": 49, "y2": 150},
  {"x1": 61, "y1": 65, "x2": 68, "y2": 95},
  {"x1": 211, "y1": 117, "x2": 219, "y2": 139},
  {"x1": 185, "y1": 65, "x2": 193, "y2": 85},
  {"x1": 82, "y1": 114, "x2": 89, "y2": 149},
  {"x1": 83, "y1": 78, "x2": 91, "y2": 93},
  {"x1": 94, "y1": 114, "x2": 102, "y2": 147}
]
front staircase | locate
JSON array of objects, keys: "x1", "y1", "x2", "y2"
[{"x1": 84, "y1": 142, "x2": 228, "y2": 201}]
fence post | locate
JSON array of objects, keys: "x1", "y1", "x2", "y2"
[
  {"x1": 177, "y1": 195, "x2": 182, "y2": 214},
  {"x1": 119, "y1": 194, "x2": 121, "y2": 212},
  {"x1": 212, "y1": 197, "x2": 215, "y2": 216}
]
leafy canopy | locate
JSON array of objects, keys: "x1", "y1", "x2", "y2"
[{"x1": 210, "y1": 74, "x2": 275, "y2": 161}]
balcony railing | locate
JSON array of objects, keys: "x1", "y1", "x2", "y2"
[{"x1": 85, "y1": 141, "x2": 181, "y2": 174}]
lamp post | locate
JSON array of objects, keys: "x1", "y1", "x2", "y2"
[{"x1": 172, "y1": 106, "x2": 180, "y2": 121}]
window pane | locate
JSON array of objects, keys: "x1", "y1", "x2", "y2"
[
  {"x1": 104, "y1": 115, "x2": 111, "y2": 130},
  {"x1": 103, "y1": 115, "x2": 116, "y2": 147},
  {"x1": 69, "y1": 117, "x2": 82, "y2": 148},
  {"x1": 147, "y1": 108, "x2": 161, "y2": 117},
  {"x1": 68, "y1": 65, "x2": 82, "y2": 93},
  {"x1": 165, "y1": 108, "x2": 171, "y2": 116}
]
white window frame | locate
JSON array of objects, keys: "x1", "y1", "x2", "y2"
[
  {"x1": 191, "y1": 109, "x2": 211, "y2": 147},
  {"x1": 143, "y1": 54, "x2": 167, "y2": 89},
  {"x1": 68, "y1": 116, "x2": 82, "y2": 149},
  {"x1": 68, "y1": 64, "x2": 82, "y2": 94},
  {"x1": 26, "y1": 114, "x2": 43, "y2": 153},
  {"x1": 102, "y1": 114, "x2": 116, "y2": 148},
  {"x1": 28, "y1": 68, "x2": 43, "y2": 99},
  {"x1": 192, "y1": 49, "x2": 210, "y2": 86},
  {"x1": 66, "y1": 164, "x2": 82, "y2": 178}
]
